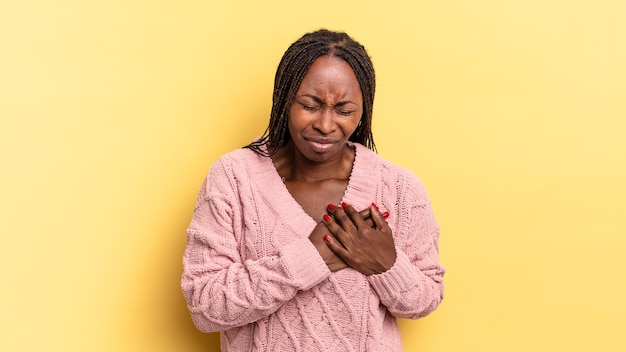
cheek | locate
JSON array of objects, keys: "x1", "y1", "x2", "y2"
[
  {"x1": 287, "y1": 104, "x2": 318, "y2": 130},
  {"x1": 286, "y1": 108, "x2": 305, "y2": 136},
  {"x1": 346, "y1": 114, "x2": 363, "y2": 133}
]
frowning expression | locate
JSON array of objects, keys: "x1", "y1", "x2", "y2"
[{"x1": 288, "y1": 55, "x2": 363, "y2": 163}]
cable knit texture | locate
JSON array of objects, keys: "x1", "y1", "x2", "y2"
[{"x1": 182, "y1": 142, "x2": 445, "y2": 351}]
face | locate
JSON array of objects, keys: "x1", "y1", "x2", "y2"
[{"x1": 288, "y1": 55, "x2": 363, "y2": 163}]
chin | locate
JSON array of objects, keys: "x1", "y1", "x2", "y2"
[{"x1": 304, "y1": 147, "x2": 343, "y2": 163}]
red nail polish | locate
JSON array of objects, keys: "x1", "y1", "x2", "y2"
[
  {"x1": 383, "y1": 211, "x2": 389, "y2": 218},
  {"x1": 324, "y1": 234, "x2": 331, "y2": 242},
  {"x1": 327, "y1": 204, "x2": 335, "y2": 211},
  {"x1": 341, "y1": 202, "x2": 348, "y2": 209},
  {"x1": 323, "y1": 214, "x2": 330, "y2": 222},
  {"x1": 371, "y1": 202, "x2": 379, "y2": 211}
]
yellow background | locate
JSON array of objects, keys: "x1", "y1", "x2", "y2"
[{"x1": 1, "y1": 1, "x2": 625, "y2": 351}]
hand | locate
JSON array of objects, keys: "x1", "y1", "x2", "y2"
[
  {"x1": 358, "y1": 207, "x2": 386, "y2": 228},
  {"x1": 309, "y1": 207, "x2": 379, "y2": 272},
  {"x1": 309, "y1": 221, "x2": 348, "y2": 272},
  {"x1": 323, "y1": 203, "x2": 396, "y2": 275}
]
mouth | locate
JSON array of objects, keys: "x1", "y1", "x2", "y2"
[{"x1": 306, "y1": 138, "x2": 336, "y2": 153}]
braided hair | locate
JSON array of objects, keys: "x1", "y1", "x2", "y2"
[{"x1": 245, "y1": 29, "x2": 376, "y2": 156}]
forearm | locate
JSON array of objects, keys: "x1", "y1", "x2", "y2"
[
  {"x1": 182, "y1": 236, "x2": 329, "y2": 332},
  {"x1": 368, "y1": 179, "x2": 445, "y2": 319},
  {"x1": 367, "y1": 249, "x2": 445, "y2": 319}
]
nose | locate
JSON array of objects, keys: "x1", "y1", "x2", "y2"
[{"x1": 312, "y1": 107, "x2": 335, "y2": 134}]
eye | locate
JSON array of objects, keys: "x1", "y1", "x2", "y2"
[
  {"x1": 301, "y1": 104, "x2": 318, "y2": 111},
  {"x1": 337, "y1": 109, "x2": 355, "y2": 116}
]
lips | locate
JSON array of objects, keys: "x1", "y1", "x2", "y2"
[{"x1": 305, "y1": 137, "x2": 337, "y2": 153}]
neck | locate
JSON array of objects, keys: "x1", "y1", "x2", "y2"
[{"x1": 273, "y1": 141, "x2": 354, "y2": 183}]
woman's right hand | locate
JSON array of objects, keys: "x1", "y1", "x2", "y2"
[{"x1": 309, "y1": 221, "x2": 348, "y2": 272}]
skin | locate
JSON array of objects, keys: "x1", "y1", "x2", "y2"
[{"x1": 270, "y1": 55, "x2": 397, "y2": 275}]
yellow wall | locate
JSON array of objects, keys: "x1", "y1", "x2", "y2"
[{"x1": 1, "y1": 1, "x2": 624, "y2": 351}]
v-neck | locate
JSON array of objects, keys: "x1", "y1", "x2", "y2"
[{"x1": 251, "y1": 142, "x2": 377, "y2": 239}]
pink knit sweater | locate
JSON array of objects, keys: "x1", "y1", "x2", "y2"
[{"x1": 182, "y1": 142, "x2": 445, "y2": 351}]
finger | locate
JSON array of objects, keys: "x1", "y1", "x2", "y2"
[
  {"x1": 371, "y1": 203, "x2": 389, "y2": 220},
  {"x1": 323, "y1": 209, "x2": 357, "y2": 247},
  {"x1": 329, "y1": 203, "x2": 358, "y2": 234},
  {"x1": 341, "y1": 203, "x2": 368, "y2": 229},
  {"x1": 371, "y1": 203, "x2": 389, "y2": 217},
  {"x1": 358, "y1": 207, "x2": 375, "y2": 227},
  {"x1": 370, "y1": 204, "x2": 389, "y2": 231},
  {"x1": 362, "y1": 217, "x2": 374, "y2": 227},
  {"x1": 324, "y1": 233, "x2": 349, "y2": 259},
  {"x1": 322, "y1": 212, "x2": 342, "y2": 235}
]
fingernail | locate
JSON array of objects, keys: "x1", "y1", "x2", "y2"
[
  {"x1": 324, "y1": 234, "x2": 331, "y2": 242},
  {"x1": 341, "y1": 202, "x2": 348, "y2": 209},
  {"x1": 382, "y1": 211, "x2": 389, "y2": 218},
  {"x1": 323, "y1": 214, "x2": 330, "y2": 222},
  {"x1": 327, "y1": 204, "x2": 335, "y2": 211},
  {"x1": 371, "y1": 202, "x2": 379, "y2": 211}
]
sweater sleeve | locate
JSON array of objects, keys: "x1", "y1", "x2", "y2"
[
  {"x1": 367, "y1": 173, "x2": 445, "y2": 319},
  {"x1": 181, "y1": 158, "x2": 330, "y2": 332}
]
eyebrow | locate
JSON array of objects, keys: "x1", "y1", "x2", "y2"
[{"x1": 298, "y1": 94, "x2": 359, "y2": 107}]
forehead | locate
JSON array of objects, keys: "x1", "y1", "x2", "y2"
[{"x1": 296, "y1": 55, "x2": 362, "y2": 97}]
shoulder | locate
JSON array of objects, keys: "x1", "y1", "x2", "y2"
[
  {"x1": 204, "y1": 147, "x2": 278, "y2": 191},
  {"x1": 209, "y1": 147, "x2": 266, "y2": 176},
  {"x1": 352, "y1": 142, "x2": 422, "y2": 182},
  {"x1": 216, "y1": 147, "x2": 260, "y2": 165},
  {"x1": 352, "y1": 143, "x2": 430, "y2": 205}
]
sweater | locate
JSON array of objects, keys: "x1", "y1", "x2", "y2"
[{"x1": 181, "y1": 142, "x2": 445, "y2": 351}]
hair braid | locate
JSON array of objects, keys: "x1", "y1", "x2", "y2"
[{"x1": 246, "y1": 29, "x2": 376, "y2": 155}]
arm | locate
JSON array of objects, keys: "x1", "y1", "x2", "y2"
[
  {"x1": 322, "y1": 196, "x2": 444, "y2": 319},
  {"x1": 367, "y1": 177, "x2": 445, "y2": 319},
  {"x1": 181, "y1": 160, "x2": 330, "y2": 332}
]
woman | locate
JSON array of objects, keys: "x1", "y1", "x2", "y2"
[{"x1": 182, "y1": 29, "x2": 445, "y2": 351}]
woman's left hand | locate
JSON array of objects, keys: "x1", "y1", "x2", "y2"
[{"x1": 322, "y1": 203, "x2": 397, "y2": 275}]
